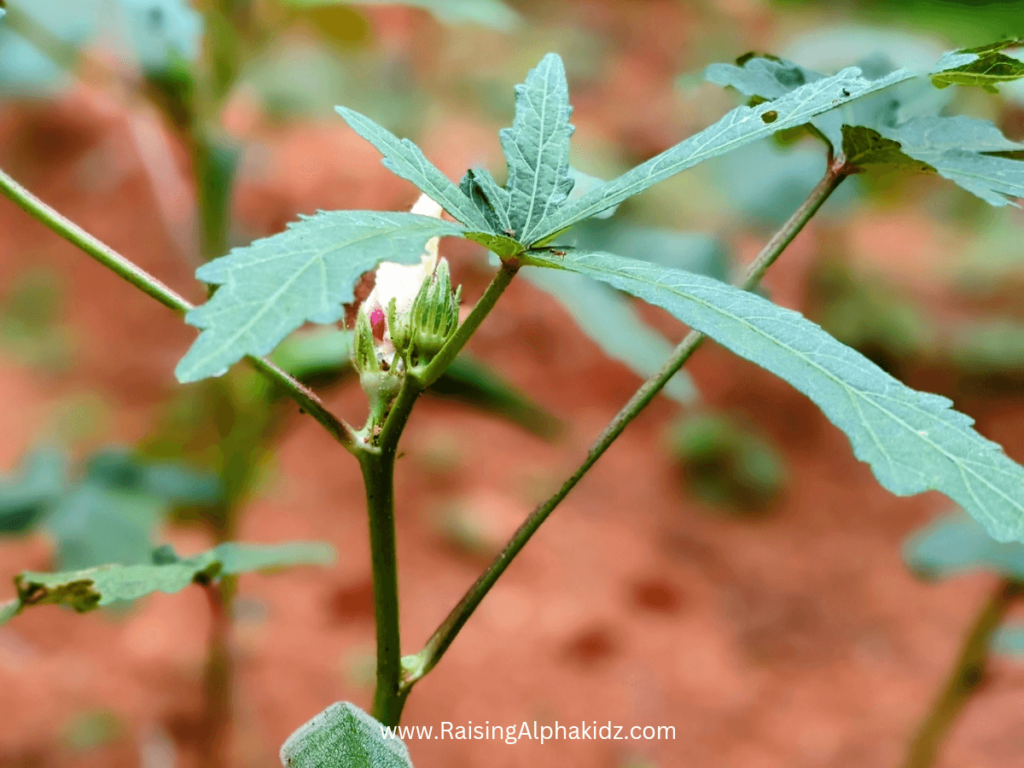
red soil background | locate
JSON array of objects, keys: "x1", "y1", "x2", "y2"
[{"x1": 1, "y1": 2, "x2": 1023, "y2": 767}]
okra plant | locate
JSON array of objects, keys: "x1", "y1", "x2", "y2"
[{"x1": 2, "y1": 1, "x2": 1024, "y2": 761}]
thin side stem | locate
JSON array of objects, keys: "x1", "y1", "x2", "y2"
[
  {"x1": 404, "y1": 161, "x2": 848, "y2": 687},
  {"x1": 0, "y1": 167, "x2": 354, "y2": 449},
  {"x1": 901, "y1": 579, "x2": 1024, "y2": 768}
]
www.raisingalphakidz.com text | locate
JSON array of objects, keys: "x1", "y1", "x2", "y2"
[{"x1": 380, "y1": 721, "x2": 676, "y2": 745}]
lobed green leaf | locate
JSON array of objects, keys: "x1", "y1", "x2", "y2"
[
  {"x1": 176, "y1": 211, "x2": 465, "y2": 383},
  {"x1": 281, "y1": 702, "x2": 413, "y2": 768},
  {"x1": 708, "y1": 54, "x2": 1024, "y2": 206},
  {"x1": 523, "y1": 249, "x2": 1024, "y2": 543},
  {"x1": 335, "y1": 106, "x2": 497, "y2": 234},
  {"x1": 523, "y1": 66, "x2": 914, "y2": 245}
]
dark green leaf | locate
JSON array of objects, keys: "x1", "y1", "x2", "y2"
[
  {"x1": 176, "y1": 212, "x2": 465, "y2": 383},
  {"x1": 280, "y1": 702, "x2": 413, "y2": 768},
  {"x1": 2, "y1": 541, "x2": 335, "y2": 624},
  {"x1": 904, "y1": 513, "x2": 1024, "y2": 580},
  {"x1": 523, "y1": 249, "x2": 1024, "y2": 543}
]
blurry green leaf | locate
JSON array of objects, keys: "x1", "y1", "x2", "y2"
[
  {"x1": 117, "y1": 0, "x2": 202, "y2": 73},
  {"x1": 570, "y1": 220, "x2": 730, "y2": 281},
  {"x1": 810, "y1": 259, "x2": 933, "y2": 368},
  {"x1": 714, "y1": 141, "x2": 842, "y2": 228},
  {"x1": 0, "y1": 447, "x2": 67, "y2": 535},
  {"x1": 43, "y1": 449, "x2": 223, "y2": 570},
  {"x1": 566, "y1": 167, "x2": 618, "y2": 220},
  {"x1": 176, "y1": 212, "x2": 465, "y2": 383},
  {"x1": 272, "y1": 328, "x2": 354, "y2": 382},
  {"x1": 948, "y1": 319, "x2": 1024, "y2": 375},
  {"x1": 289, "y1": 0, "x2": 519, "y2": 31},
  {"x1": 335, "y1": 106, "x2": 500, "y2": 237},
  {"x1": 667, "y1": 412, "x2": 787, "y2": 512},
  {"x1": 431, "y1": 356, "x2": 562, "y2": 439},
  {"x1": 1, "y1": 447, "x2": 223, "y2": 570},
  {"x1": 525, "y1": 66, "x2": 914, "y2": 245},
  {"x1": 62, "y1": 710, "x2": 122, "y2": 752},
  {"x1": 0, "y1": 0, "x2": 200, "y2": 95},
  {"x1": 45, "y1": 483, "x2": 164, "y2": 571},
  {"x1": 523, "y1": 249, "x2": 1024, "y2": 543},
  {"x1": 904, "y1": 513, "x2": 1024, "y2": 580},
  {"x1": 2, "y1": 540, "x2": 335, "y2": 623},
  {"x1": 280, "y1": 702, "x2": 413, "y2": 768},
  {"x1": 525, "y1": 268, "x2": 697, "y2": 405},
  {"x1": 992, "y1": 622, "x2": 1024, "y2": 656},
  {"x1": 499, "y1": 53, "x2": 576, "y2": 240},
  {"x1": 932, "y1": 39, "x2": 1024, "y2": 93}
]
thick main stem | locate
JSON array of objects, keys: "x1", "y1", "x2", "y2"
[
  {"x1": 404, "y1": 160, "x2": 848, "y2": 687},
  {"x1": 360, "y1": 451, "x2": 406, "y2": 726},
  {"x1": 901, "y1": 579, "x2": 1023, "y2": 768},
  {"x1": 0, "y1": 167, "x2": 353, "y2": 449}
]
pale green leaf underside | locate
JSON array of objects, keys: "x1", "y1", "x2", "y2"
[
  {"x1": 176, "y1": 212, "x2": 465, "y2": 383},
  {"x1": 903, "y1": 513, "x2": 1024, "y2": 580},
  {"x1": 523, "y1": 250, "x2": 1024, "y2": 543},
  {"x1": 500, "y1": 52, "x2": 576, "y2": 238},
  {"x1": 523, "y1": 66, "x2": 914, "y2": 245},
  {"x1": 2, "y1": 541, "x2": 335, "y2": 623},
  {"x1": 281, "y1": 702, "x2": 413, "y2": 768},
  {"x1": 706, "y1": 54, "x2": 1024, "y2": 207},
  {"x1": 335, "y1": 106, "x2": 495, "y2": 234},
  {"x1": 881, "y1": 117, "x2": 1024, "y2": 206},
  {"x1": 525, "y1": 269, "x2": 697, "y2": 405}
]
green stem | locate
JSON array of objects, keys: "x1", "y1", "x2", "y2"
[
  {"x1": 403, "y1": 160, "x2": 848, "y2": 687},
  {"x1": 901, "y1": 579, "x2": 1023, "y2": 768},
  {"x1": 358, "y1": 260, "x2": 521, "y2": 722},
  {"x1": 359, "y1": 450, "x2": 406, "y2": 726},
  {"x1": 0, "y1": 166, "x2": 355, "y2": 449}
]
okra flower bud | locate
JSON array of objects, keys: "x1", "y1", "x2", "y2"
[{"x1": 410, "y1": 258, "x2": 462, "y2": 362}]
